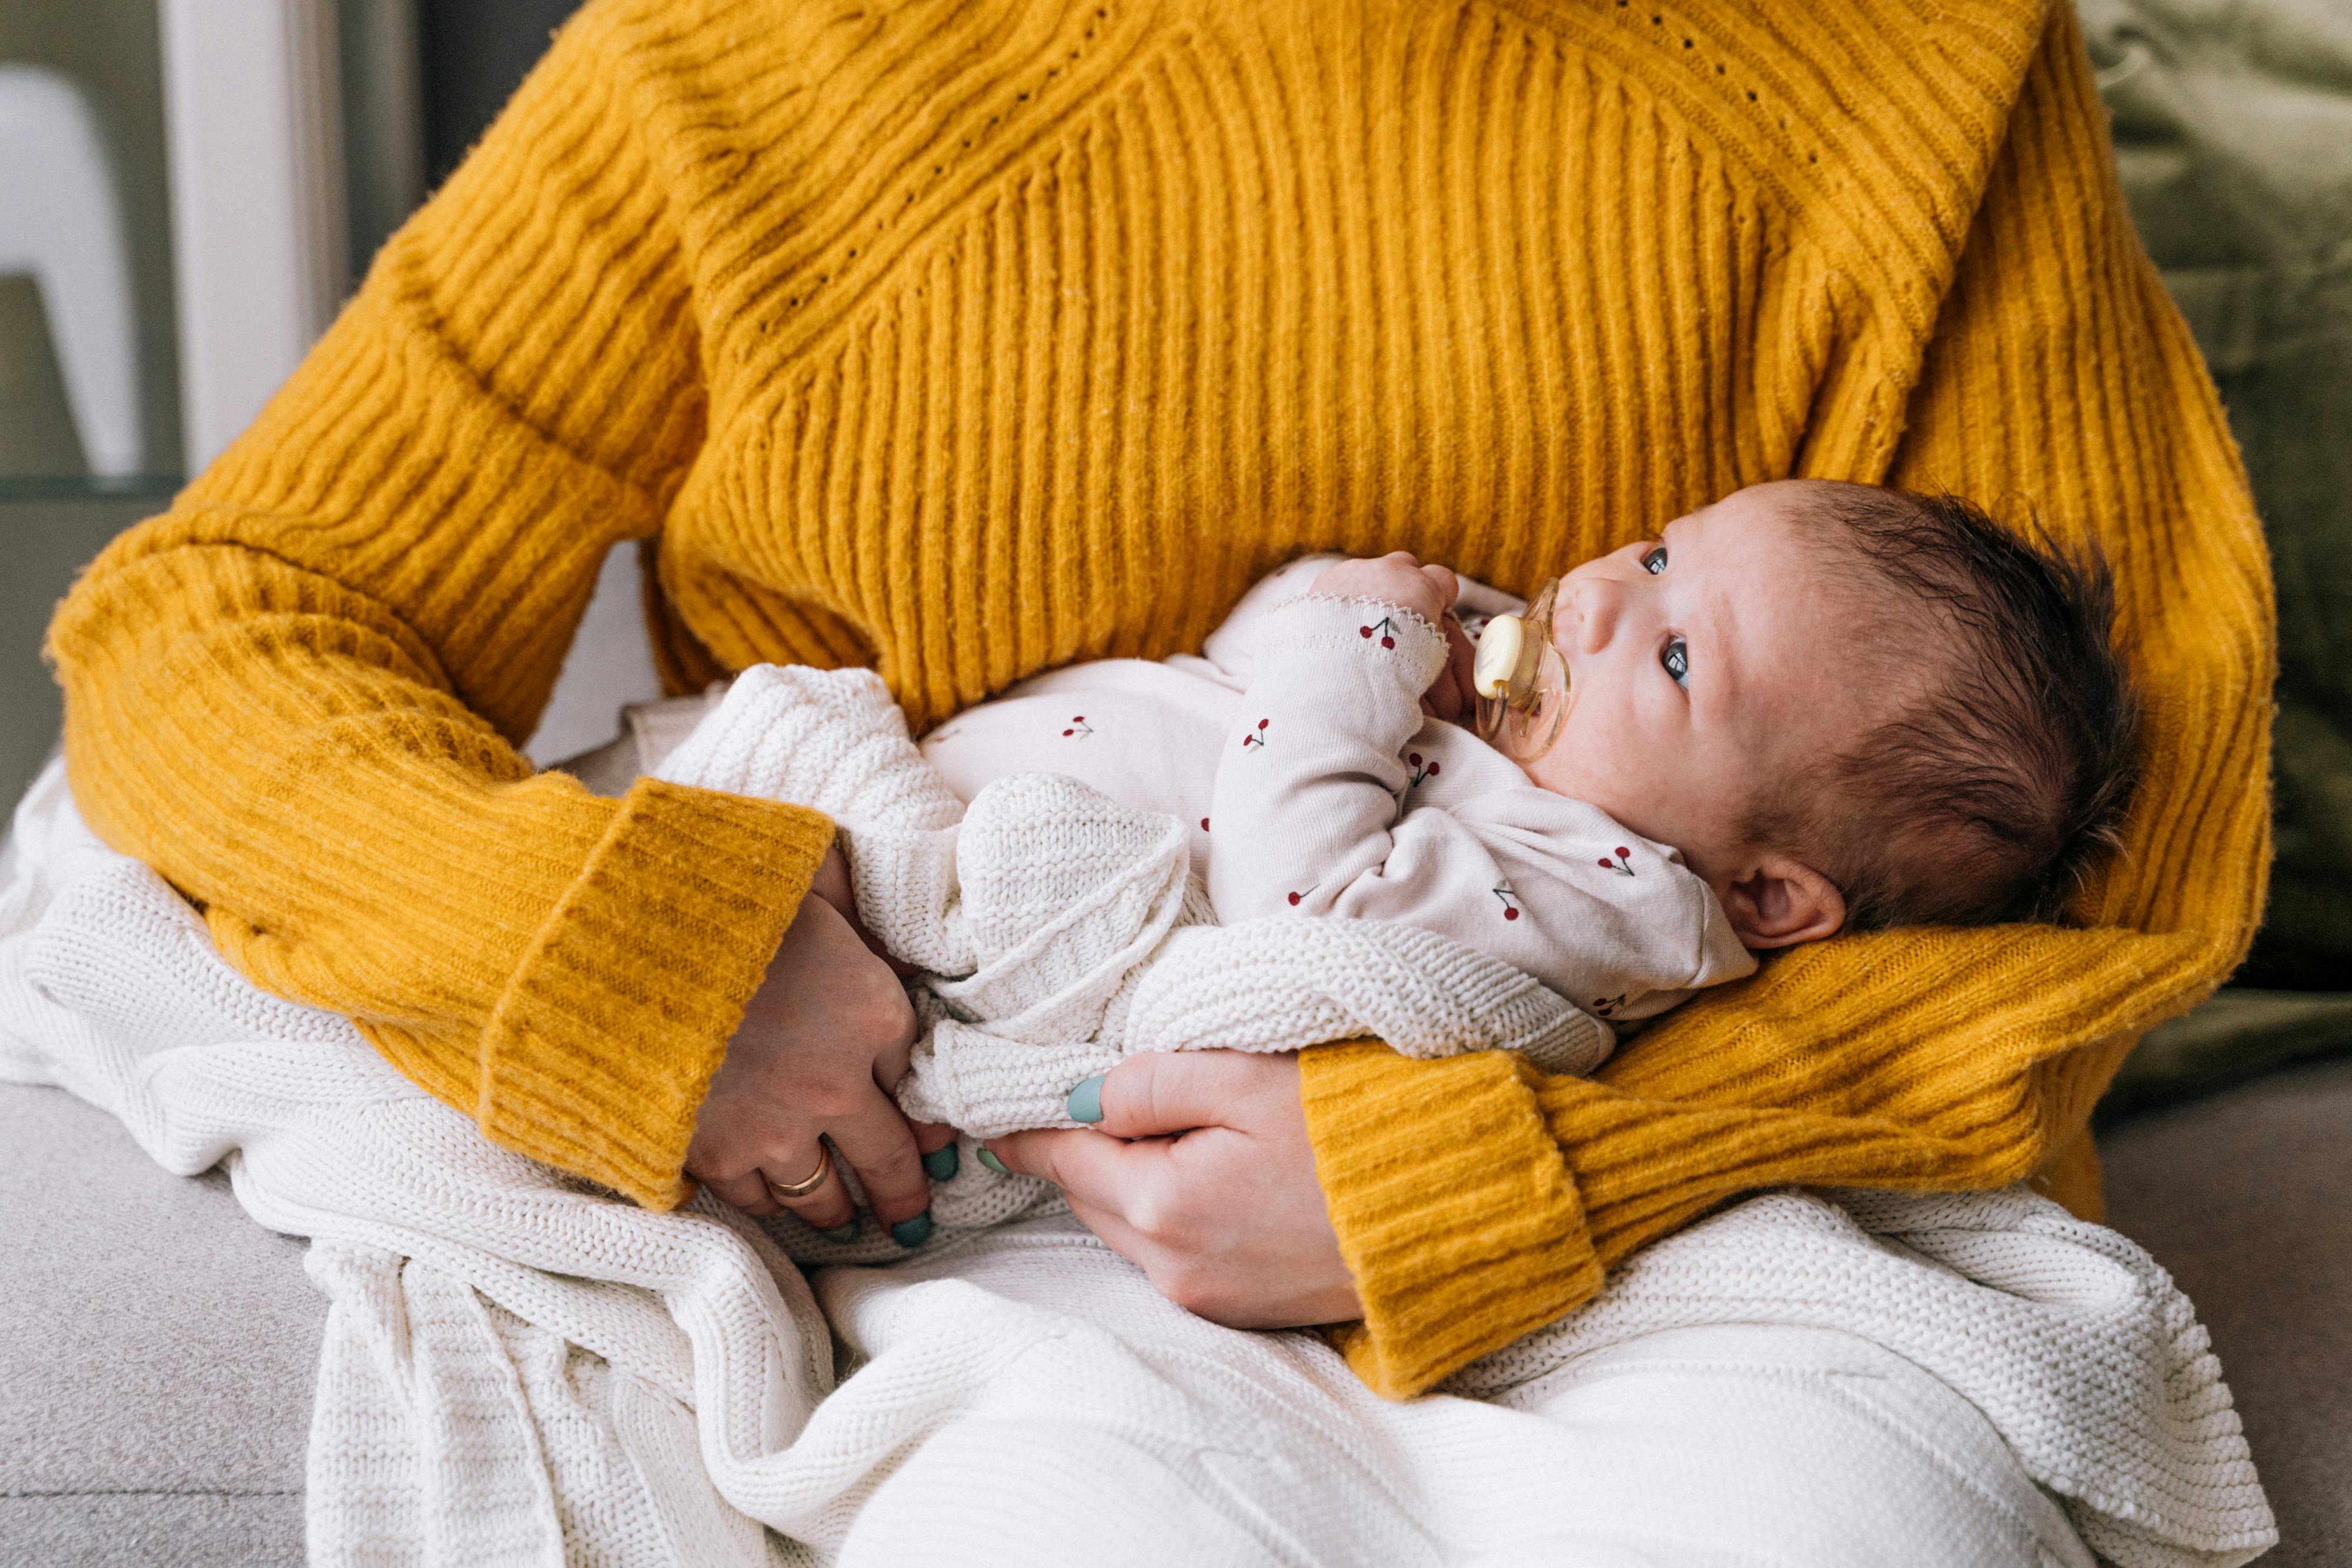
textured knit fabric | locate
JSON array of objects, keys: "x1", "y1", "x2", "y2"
[
  {"x1": 43, "y1": 0, "x2": 2272, "y2": 1397},
  {"x1": 651, "y1": 629, "x2": 1628, "y2": 1146},
  {"x1": 653, "y1": 555, "x2": 1747, "y2": 1029},
  {"x1": 0, "y1": 768, "x2": 2274, "y2": 1567}
]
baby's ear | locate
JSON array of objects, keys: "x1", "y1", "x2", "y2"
[{"x1": 1719, "y1": 856, "x2": 1846, "y2": 950}]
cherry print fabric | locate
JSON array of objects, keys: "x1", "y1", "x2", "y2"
[{"x1": 916, "y1": 554, "x2": 1749, "y2": 1024}]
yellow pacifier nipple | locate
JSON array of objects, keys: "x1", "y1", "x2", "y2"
[{"x1": 1473, "y1": 578, "x2": 1571, "y2": 761}]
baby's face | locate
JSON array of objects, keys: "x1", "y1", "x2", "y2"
[{"x1": 1516, "y1": 482, "x2": 1883, "y2": 897}]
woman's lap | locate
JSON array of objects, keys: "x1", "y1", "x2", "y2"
[{"x1": 819, "y1": 1218, "x2": 2090, "y2": 1567}]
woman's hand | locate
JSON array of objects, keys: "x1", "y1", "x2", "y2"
[
  {"x1": 985, "y1": 1052, "x2": 1362, "y2": 1327},
  {"x1": 685, "y1": 849, "x2": 951, "y2": 1241}
]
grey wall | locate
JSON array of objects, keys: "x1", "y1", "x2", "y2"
[
  {"x1": 417, "y1": 0, "x2": 582, "y2": 186},
  {"x1": 0, "y1": 492, "x2": 167, "y2": 805},
  {"x1": 0, "y1": 0, "x2": 185, "y2": 481}
]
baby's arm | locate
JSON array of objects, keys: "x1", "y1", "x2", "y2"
[{"x1": 1205, "y1": 556, "x2": 1488, "y2": 922}]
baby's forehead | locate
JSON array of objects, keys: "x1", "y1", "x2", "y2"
[{"x1": 1696, "y1": 507, "x2": 1937, "y2": 740}]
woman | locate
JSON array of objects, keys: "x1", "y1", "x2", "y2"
[{"x1": 48, "y1": 0, "x2": 2268, "y2": 1554}]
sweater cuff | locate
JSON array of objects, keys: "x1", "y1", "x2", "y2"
[
  {"x1": 1299, "y1": 1041, "x2": 1601, "y2": 1399},
  {"x1": 477, "y1": 776, "x2": 836, "y2": 1208}
]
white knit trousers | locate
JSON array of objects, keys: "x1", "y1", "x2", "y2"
[{"x1": 818, "y1": 1218, "x2": 2096, "y2": 1568}]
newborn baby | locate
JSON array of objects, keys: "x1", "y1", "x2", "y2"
[{"x1": 652, "y1": 479, "x2": 2137, "y2": 1246}]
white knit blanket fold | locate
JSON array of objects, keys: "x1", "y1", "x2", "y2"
[{"x1": 0, "y1": 761, "x2": 2275, "y2": 1567}]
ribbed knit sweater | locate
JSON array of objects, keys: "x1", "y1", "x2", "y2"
[{"x1": 47, "y1": 0, "x2": 2270, "y2": 1399}]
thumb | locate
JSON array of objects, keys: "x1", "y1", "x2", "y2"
[{"x1": 1089, "y1": 1051, "x2": 1260, "y2": 1139}]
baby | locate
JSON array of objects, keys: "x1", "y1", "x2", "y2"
[{"x1": 650, "y1": 478, "x2": 2137, "y2": 1248}]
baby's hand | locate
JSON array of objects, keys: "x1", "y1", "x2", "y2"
[
  {"x1": 1311, "y1": 551, "x2": 1459, "y2": 626},
  {"x1": 1310, "y1": 553, "x2": 1478, "y2": 720}
]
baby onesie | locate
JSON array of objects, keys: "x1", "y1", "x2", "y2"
[{"x1": 652, "y1": 556, "x2": 1754, "y2": 1148}]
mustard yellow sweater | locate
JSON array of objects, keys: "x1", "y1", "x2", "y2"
[{"x1": 48, "y1": 0, "x2": 2270, "y2": 1398}]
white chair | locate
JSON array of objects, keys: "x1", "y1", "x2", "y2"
[{"x1": 0, "y1": 63, "x2": 145, "y2": 480}]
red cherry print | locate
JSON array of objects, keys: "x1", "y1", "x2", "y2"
[
  {"x1": 1615, "y1": 847, "x2": 1631, "y2": 860},
  {"x1": 1200, "y1": 818, "x2": 1210, "y2": 831},
  {"x1": 1257, "y1": 718, "x2": 1269, "y2": 730},
  {"x1": 1504, "y1": 907, "x2": 1519, "y2": 920},
  {"x1": 1287, "y1": 891, "x2": 1302, "y2": 905},
  {"x1": 1381, "y1": 634, "x2": 1395, "y2": 648},
  {"x1": 1426, "y1": 761, "x2": 1439, "y2": 776},
  {"x1": 1063, "y1": 728, "x2": 1073, "y2": 736},
  {"x1": 1598, "y1": 857, "x2": 1613, "y2": 869},
  {"x1": 1360, "y1": 625, "x2": 1374, "y2": 638},
  {"x1": 1408, "y1": 752, "x2": 1422, "y2": 767}
]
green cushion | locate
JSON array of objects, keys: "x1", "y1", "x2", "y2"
[{"x1": 2084, "y1": 0, "x2": 2352, "y2": 1104}]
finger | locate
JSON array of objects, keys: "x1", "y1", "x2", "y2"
[
  {"x1": 824, "y1": 1089, "x2": 934, "y2": 1236},
  {"x1": 912, "y1": 1119, "x2": 957, "y2": 1154},
  {"x1": 1445, "y1": 614, "x2": 1477, "y2": 681},
  {"x1": 1422, "y1": 666, "x2": 1462, "y2": 723},
  {"x1": 985, "y1": 1124, "x2": 1160, "y2": 1206},
  {"x1": 1058, "y1": 1187, "x2": 1160, "y2": 1271},
  {"x1": 1088, "y1": 1051, "x2": 1267, "y2": 1141},
  {"x1": 763, "y1": 1144, "x2": 857, "y2": 1233},
  {"x1": 869, "y1": 1003, "x2": 919, "y2": 1095},
  {"x1": 1421, "y1": 562, "x2": 1459, "y2": 608},
  {"x1": 807, "y1": 843, "x2": 855, "y2": 920},
  {"x1": 701, "y1": 1167, "x2": 786, "y2": 1218}
]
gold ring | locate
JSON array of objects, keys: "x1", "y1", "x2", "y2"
[{"x1": 766, "y1": 1145, "x2": 834, "y2": 1202}]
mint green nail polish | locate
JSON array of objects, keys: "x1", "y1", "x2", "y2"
[
  {"x1": 818, "y1": 1223, "x2": 860, "y2": 1245},
  {"x1": 1066, "y1": 1073, "x2": 1107, "y2": 1124},
  {"x1": 976, "y1": 1146, "x2": 1009, "y2": 1175},
  {"x1": 922, "y1": 1144, "x2": 960, "y2": 1181},
  {"x1": 891, "y1": 1211, "x2": 933, "y2": 1248}
]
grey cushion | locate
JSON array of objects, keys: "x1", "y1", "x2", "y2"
[
  {"x1": 0, "y1": 1080, "x2": 315, "y2": 1566},
  {"x1": 2100, "y1": 1057, "x2": 2352, "y2": 1568}
]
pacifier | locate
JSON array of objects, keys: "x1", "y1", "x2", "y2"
[{"x1": 1472, "y1": 577, "x2": 1571, "y2": 761}]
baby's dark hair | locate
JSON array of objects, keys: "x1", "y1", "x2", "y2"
[{"x1": 1756, "y1": 483, "x2": 2141, "y2": 931}]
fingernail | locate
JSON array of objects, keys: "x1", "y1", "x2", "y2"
[
  {"x1": 976, "y1": 1146, "x2": 1009, "y2": 1175},
  {"x1": 1065, "y1": 1074, "x2": 1107, "y2": 1124},
  {"x1": 818, "y1": 1223, "x2": 860, "y2": 1245},
  {"x1": 891, "y1": 1211, "x2": 934, "y2": 1249},
  {"x1": 921, "y1": 1144, "x2": 960, "y2": 1182}
]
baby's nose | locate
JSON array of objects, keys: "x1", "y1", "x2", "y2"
[{"x1": 1564, "y1": 579, "x2": 1619, "y2": 653}]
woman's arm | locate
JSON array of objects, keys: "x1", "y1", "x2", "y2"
[
  {"x1": 45, "y1": 10, "x2": 836, "y2": 1209},
  {"x1": 1001, "y1": 3, "x2": 2273, "y2": 1398}
]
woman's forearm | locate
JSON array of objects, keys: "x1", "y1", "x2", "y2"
[{"x1": 46, "y1": 15, "x2": 838, "y2": 1207}]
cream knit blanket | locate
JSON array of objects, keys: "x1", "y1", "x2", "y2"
[
  {"x1": 0, "y1": 761, "x2": 2275, "y2": 1567},
  {"x1": 653, "y1": 663, "x2": 1614, "y2": 1135}
]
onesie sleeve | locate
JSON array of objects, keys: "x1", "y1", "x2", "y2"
[{"x1": 1206, "y1": 593, "x2": 1452, "y2": 920}]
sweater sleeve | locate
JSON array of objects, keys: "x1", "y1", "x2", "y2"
[
  {"x1": 1298, "y1": 3, "x2": 2273, "y2": 1399},
  {"x1": 45, "y1": 9, "x2": 836, "y2": 1209}
]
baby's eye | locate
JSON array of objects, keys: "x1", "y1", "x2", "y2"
[
  {"x1": 1661, "y1": 637, "x2": 1689, "y2": 686},
  {"x1": 1641, "y1": 545, "x2": 1668, "y2": 575}
]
